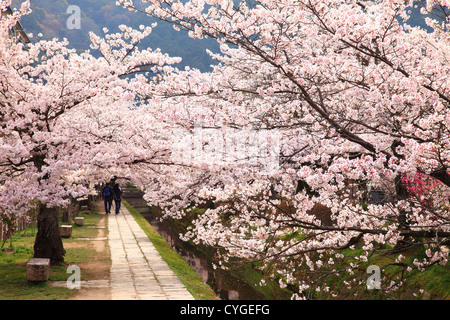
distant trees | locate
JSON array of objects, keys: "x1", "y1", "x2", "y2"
[{"x1": 19, "y1": 0, "x2": 219, "y2": 71}]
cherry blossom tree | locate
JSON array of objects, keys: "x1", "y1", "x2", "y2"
[
  {"x1": 120, "y1": 0, "x2": 450, "y2": 297},
  {"x1": 0, "y1": 0, "x2": 181, "y2": 263}
]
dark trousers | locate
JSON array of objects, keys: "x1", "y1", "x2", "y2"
[
  {"x1": 104, "y1": 196, "x2": 112, "y2": 213},
  {"x1": 115, "y1": 199, "x2": 122, "y2": 214}
]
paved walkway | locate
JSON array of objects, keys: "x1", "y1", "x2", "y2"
[{"x1": 108, "y1": 204, "x2": 195, "y2": 300}]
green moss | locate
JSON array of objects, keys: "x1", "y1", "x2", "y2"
[
  {"x1": 235, "y1": 264, "x2": 293, "y2": 300},
  {"x1": 312, "y1": 245, "x2": 449, "y2": 300}
]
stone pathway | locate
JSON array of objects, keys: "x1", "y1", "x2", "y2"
[
  {"x1": 108, "y1": 204, "x2": 195, "y2": 300},
  {"x1": 51, "y1": 202, "x2": 195, "y2": 300}
]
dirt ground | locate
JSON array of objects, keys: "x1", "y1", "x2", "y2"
[{"x1": 65, "y1": 207, "x2": 112, "y2": 300}]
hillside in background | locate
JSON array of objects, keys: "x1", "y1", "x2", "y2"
[
  {"x1": 12, "y1": 0, "x2": 219, "y2": 72},
  {"x1": 11, "y1": 0, "x2": 432, "y2": 72}
]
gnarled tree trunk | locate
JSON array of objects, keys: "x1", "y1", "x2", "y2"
[{"x1": 33, "y1": 203, "x2": 65, "y2": 264}]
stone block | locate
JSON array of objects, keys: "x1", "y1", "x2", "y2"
[
  {"x1": 26, "y1": 258, "x2": 50, "y2": 282},
  {"x1": 59, "y1": 225, "x2": 72, "y2": 238},
  {"x1": 74, "y1": 217, "x2": 84, "y2": 226}
]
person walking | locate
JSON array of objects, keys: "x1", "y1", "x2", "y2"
[
  {"x1": 113, "y1": 183, "x2": 123, "y2": 215},
  {"x1": 103, "y1": 183, "x2": 113, "y2": 214}
]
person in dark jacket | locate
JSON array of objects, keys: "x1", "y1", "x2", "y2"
[
  {"x1": 103, "y1": 183, "x2": 113, "y2": 214},
  {"x1": 112, "y1": 183, "x2": 123, "y2": 215}
]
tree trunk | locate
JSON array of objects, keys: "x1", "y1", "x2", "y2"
[
  {"x1": 62, "y1": 202, "x2": 71, "y2": 224},
  {"x1": 88, "y1": 194, "x2": 95, "y2": 211},
  {"x1": 33, "y1": 203, "x2": 65, "y2": 264},
  {"x1": 73, "y1": 199, "x2": 80, "y2": 218},
  {"x1": 393, "y1": 174, "x2": 412, "y2": 252}
]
